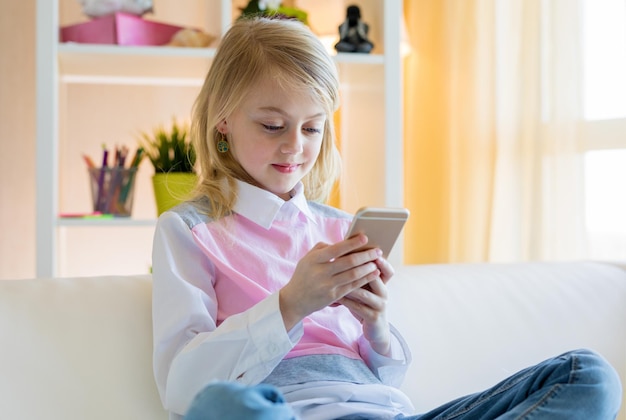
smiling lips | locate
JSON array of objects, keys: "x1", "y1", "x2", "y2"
[{"x1": 272, "y1": 163, "x2": 301, "y2": 173}]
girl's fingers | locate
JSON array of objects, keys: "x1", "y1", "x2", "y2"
[
  {"x1": 342, "y1": 275, "x2": 385, "y2": 306},
  {"x1": 289, "y1": 238, "x2": 387, "y2": 314},
  {"x1": 313, "y1": 235, "x2": 378, "y2": 265},
  {"x1": 366, "y1": 276, "x2": 386, "y2": 297},
  {"x1": 336, "y1": 247, "x2": 382, "y2": 272},
  {"x1": 375, "y1": 257, "x2": 394, "y2": 283}
]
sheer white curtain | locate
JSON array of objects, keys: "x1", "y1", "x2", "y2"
[{"x1": 489, "y1": 0, "x2": 586, "y2": 261}]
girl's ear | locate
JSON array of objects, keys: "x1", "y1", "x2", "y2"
[{"x1": 216, "y1": 119, "x2": 228, "y2": 134}]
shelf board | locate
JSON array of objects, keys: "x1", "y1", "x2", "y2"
[
  {"x1": 58, "y1": 43, "x2": 216, "y2": 84},
  {"x1": 57, "y1": 217, "x2": 157, "y2": 227},
  {"x1": 333, "y1": 52, "x2": 385, "y2": 65},
  {"x1": 57, "y1": 43, "x2": 384, "y2": 85}
]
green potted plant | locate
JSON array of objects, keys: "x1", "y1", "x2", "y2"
[
  {"x1": 238, "y1": 0, "x2": 308, "y2": 24},
  {"x1": 139, "y1": 118, "x2": 197, "y2": 215}
]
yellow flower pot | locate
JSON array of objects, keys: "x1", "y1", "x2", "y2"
[{"x1": 152, "y1": 172, "x2": 197, "y2": 216}]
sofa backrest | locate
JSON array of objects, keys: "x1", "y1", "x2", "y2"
[{"x1": 388, "y1": 261, "x2": 626, "y2": 417}]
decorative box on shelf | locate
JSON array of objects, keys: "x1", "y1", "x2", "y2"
[{"x1": 60, "y1": 12, "x2": 184, "y2": 46}]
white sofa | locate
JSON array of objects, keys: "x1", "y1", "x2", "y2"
[{"x1": 1, "y1": 261, "x2": 624, "y2": 419}]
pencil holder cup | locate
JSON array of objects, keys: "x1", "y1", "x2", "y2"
[{"x1": 88, "y1": 167, "x2": 138, "y2": 216}]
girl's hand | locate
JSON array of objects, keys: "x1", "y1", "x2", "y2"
[
  {"x1": 279, "y1": 234, "x2": 382, "y2": 331},
  {"x1": 339, "y1": 256, "x2": 395, "y2": 356}
]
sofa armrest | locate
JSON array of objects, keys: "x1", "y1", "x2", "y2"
[{"x1": 0, "y1": 275, "x2": 168, "y2": 420}]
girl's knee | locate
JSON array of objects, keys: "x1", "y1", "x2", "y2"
[
  {"x1": 570, "y1": 349, "x2": 619, "y2": 383},
  {"x1": 569, "y1": 349, "x2": 622, "y2": 411},
  {"x1": 184, "y1": 382, "x2": 296, "y2": 420}
]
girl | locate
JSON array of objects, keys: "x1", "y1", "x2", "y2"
[{"x1": 151, "y1": 17, "x2": 622, "y2": 420}]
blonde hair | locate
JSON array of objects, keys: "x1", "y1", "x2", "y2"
[{"x1": 190, "y1": 17, "x2": 341, "y2": 219}]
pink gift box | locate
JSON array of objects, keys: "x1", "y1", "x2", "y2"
[{"x1": 60, "y1": 12, "x2": 185, "y2": 46}]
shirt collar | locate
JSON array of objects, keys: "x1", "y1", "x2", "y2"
[{"x1": 233, "y1": 180, "x2": 315, "y2": 229}]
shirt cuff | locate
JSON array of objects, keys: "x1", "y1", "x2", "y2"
[{"x1": 358, "y1": 323, "x2": 412, "y2": 387}]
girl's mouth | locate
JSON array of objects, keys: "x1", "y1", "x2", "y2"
[{"x1": 272, "y1": 163, "x2": 300, "y2": 173}]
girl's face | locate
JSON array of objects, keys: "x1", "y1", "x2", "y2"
[{"x1": 219, "y1": 76, "x2": 327, "y2": 201}]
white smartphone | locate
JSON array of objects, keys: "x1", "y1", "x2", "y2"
[{"x1": 344, "y1": 207, "x2": 410, "y2": 258}]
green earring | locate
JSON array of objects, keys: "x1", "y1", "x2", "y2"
[{"x1": 217, "y1": 133, "x2": 229, "y2": 153}]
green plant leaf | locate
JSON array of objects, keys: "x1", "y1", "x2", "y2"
[{"x1": 138, "y1": 118, "x2": 195, "y2": 173}]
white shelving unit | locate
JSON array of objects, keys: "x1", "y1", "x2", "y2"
[{"x1": 36, "y1": 0, "x2": 404, "y2": 277}]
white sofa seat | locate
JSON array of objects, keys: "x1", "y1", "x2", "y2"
[{"x1": 0, "y1": 261, "x2": 624, "y2": 420}]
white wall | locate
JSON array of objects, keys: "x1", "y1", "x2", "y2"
[{"x1": 0, "y1": 0, "x2": 36, "y2": 279}]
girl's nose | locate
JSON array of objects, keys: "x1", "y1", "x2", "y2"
[{"x1": 280, "y1": 130, "x2": 304, "y2": 154}]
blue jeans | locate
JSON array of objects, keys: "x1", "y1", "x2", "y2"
[{"x1": 184, "y1": 349, "x2": 622, "y2": 420}]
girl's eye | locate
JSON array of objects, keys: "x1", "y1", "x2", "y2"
[
  {"x1": 262, "y1": 124, "x2": 283, "y2": 132},
  {"x1": 304, "y1": 127, "x2": 323, "y2": 134}
]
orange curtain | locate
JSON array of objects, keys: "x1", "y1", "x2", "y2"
[
  {"x1": 402, "y1": 0, "x2": 497, "y2": 263},
  {"x1": 327, "y1": 109, "x2": 342, "y2": 208},
  {"x1": 403, "y1": 1, "x2": 449, "y2": 263}
]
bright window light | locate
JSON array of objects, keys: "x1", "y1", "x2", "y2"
[
  {"x1": 584, "y1": 149, "x2": 626, "y2": 260},
  {"x1": 582, "y1": 0, "x2": 626, "y2": 120}
]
